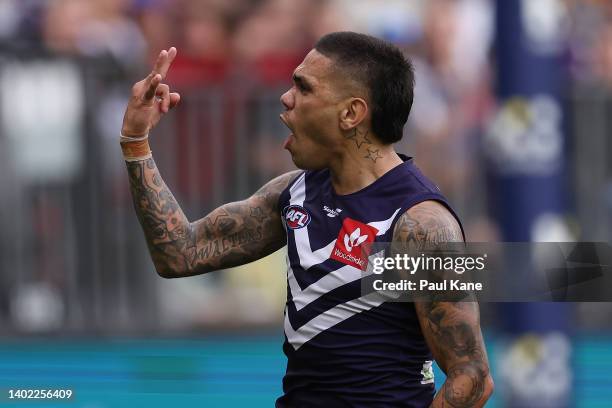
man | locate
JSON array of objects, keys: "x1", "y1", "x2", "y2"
[{"x1": 120, "y1": 32, "x2": 493, "y2": 407}]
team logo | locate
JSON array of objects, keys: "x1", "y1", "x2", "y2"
[
  {"x1": 284, "y1": 205, "x2": 311, "y2": 229},
  {"x1": 330, "y1": 218, "x2": 378, "y2": 270}
]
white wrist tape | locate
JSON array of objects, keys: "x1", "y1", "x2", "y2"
[
  {"x1": 120, "y1": 132, "x2": 152, "y2": 162},
  {"x1": 120, "y1": 132, "x2": 149, "y2": 142}
]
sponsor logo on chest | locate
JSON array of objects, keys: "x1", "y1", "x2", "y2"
[{"x1": 330, "y1": 217, "x2": 378, "y2": 270}]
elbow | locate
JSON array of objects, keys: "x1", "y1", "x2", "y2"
[
  {"x1": 152, "y1": 259, "x2": 189, "y2": 279},
  {"x1": 156, "y1": 267, "x2": 179, "y2": 279},
  {"x1": 153, "y1": 259, "x2": 210, "y2": 278},
  {"x1": 149, "y1": 248, "x2": 194, "y2": 278},
  {"x1": 483, "y1": 374, "x2": 495, "y2": 401},
  {"x1": 154, "y1": 263, "x2": 182, "y2": 279}
]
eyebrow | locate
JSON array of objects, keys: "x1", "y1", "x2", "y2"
[{"x1": 292, "y1": 73, "x2": 312, "y2": 90}]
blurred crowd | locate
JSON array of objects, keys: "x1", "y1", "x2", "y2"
[
  {"x1": 1, "y1": 0, "x2": 612, "y2": 332},
  {"x1": 1, "y1": 0, "x2": 611, "y2": 207},
  {"x1": 1, "y1": 0, "x2": 338, "y2": 84},
  {"x1": 0, "y1": 0, "x2": 611, "y2": 127}
]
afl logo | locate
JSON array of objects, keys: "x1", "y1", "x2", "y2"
[{"x1": 284, "y1": 205, "x2": 311, "y2": 229}]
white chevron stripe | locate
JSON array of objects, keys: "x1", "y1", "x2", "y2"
[
  {"x1": 288, "y1": 172, "x2": 306, "y2": 201},
  {"x1": 284, "y1": 292, "x2": 387, "y2": 350},
  {"x1": 369, "y1": 208, "x2": 401, "y2": 233},
  {"x1": 289, "y1": 175, "x2": 336, "y2": 269},
  {"x1": 289, "y1": 250, "x2": 384, "y2": 311}
]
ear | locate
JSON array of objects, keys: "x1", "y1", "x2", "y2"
[{"x1": 339, "y1": 97, "x2": 368, "y2": 131}]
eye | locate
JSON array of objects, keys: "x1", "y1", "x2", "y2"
[{"x1": 296, "y1": 83, "x2": 309, "y2": 94}]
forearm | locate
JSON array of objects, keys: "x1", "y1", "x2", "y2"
[
  {"x1": 392, "y1": 202, "x2": 494, "y2": 406},
  {"x1": 125, "y1": 153, "x2": 295, "y2": 277},
  {"x1": 125, "y1": 156, "x2": 196, "y2": 277},
  {"x1": 420, "y1": 301, "x2": 494, "y2": 408}
]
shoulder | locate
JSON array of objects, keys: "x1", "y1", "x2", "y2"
[
  {"x1": 252, "y1": 170, "x2": 303, "y2": 210},
  {"x1": 263, "y1": 170, "x2": 303, "y2": 192},
  {"x1": 392, "y1": 200, "x2": 463, "y2": 246}
]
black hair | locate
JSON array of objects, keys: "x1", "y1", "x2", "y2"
[{"x1": 315, "y1": 31, "x2": 415, "y2": 144}]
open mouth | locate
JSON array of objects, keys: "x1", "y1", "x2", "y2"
[
  {"x1": 279, "y1": 113, "x2": 293, "y2": 133},
  {"x1": 279, "y1": 113, "x2": 295, "y2": 150}
]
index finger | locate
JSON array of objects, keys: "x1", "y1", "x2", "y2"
[{"x1": 152, "y1": 47, "x2": 177, "y2": 79}]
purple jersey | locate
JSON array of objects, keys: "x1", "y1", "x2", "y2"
[{"x1": 276, "y1": 156, "x2": 462, "y2": 408}]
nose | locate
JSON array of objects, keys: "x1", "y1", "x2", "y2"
[{"x1": 280, "y1": 88, "x2": 294, "y2": 110}]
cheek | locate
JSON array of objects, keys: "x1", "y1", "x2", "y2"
[{"x1": 300, "y1": 107, "x2": 338, "y2": 145}]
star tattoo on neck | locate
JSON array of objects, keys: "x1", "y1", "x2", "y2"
[
  {"x1": 345, "y1": 128, "x2": 372, "y2": 149},
  {"x1": 354, "y1": 128, "x2": 372, "y2": 148},
  {"x1": 364, "y1": 148, "x2": 383, "y2": 163}
]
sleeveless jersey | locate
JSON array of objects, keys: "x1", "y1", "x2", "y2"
[{"x1": 275, "y1": 156, "x2": 461, "y2": 408}]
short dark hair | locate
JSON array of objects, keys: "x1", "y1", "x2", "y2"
[{"x1": 315, "y1": 31, "x2": 414, "y2": 144}]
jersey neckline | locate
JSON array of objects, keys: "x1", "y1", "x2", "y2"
[{"x1": 329, "y1": 154, "x2": 414, "y2": 199}]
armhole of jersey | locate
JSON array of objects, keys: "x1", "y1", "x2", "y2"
[
  {"x1": 389, "y1": 193, "x2": 466, "y2": 242},
  {"x1": 277, "y1": 171, "x2": 306, "y2": 216}
]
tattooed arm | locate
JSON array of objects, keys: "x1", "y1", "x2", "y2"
[
  {"x1": 127, "y1": 159, "x2": 300, "y2": 278},
  {"x1": 392, "y1": 201, "x2": 494, "y2": 407},
  {"x1": 120, "y1": 48, "x2": 300, "y2": 278}
]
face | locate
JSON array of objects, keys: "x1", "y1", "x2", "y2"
[{"x1": 279, "y1": 49, "x2": 346, "y2": 170}]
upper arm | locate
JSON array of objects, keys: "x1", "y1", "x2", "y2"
[
  {"x1": 392, "y1": 200, "x2": 489, "y2": 369},
  {"x1": 393, "y1": 200, "x2": 462, "y2": 248},
  {"x1": 178, "y1": 170, "x2": 301, "y2": 277}
]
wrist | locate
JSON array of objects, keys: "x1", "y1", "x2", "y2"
[
  {"x1": 120, "y1": 132, "x2": 152, "y2": 162},
  {"x1": 121, "y1": 126, "x2": 149, "y2": 138}
]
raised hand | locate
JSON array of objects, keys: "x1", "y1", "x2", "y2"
[{"x1": 121, "y1": 47, "x2": 181, "y2": 137}]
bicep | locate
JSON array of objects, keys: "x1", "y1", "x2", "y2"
[{"x1": 187, "y1": 170, "x2": 301, "y2": 274}]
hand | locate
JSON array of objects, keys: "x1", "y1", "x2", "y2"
[{"x1": 121, "y1": 47, "x2": 181, "y2": 137}]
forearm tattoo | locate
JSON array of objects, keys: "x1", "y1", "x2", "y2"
[
  {"x1": 392, "y1": 202, "x2": 491, "y2": 407},
  {"x1": 126, "y1": 157, "x2": 298, "y2": 277},
  {"x1": 423, "y1": 301, "x2": 489, "y2": 407}
]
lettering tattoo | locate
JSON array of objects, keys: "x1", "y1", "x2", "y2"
[
  {"x1": 126, "y1": 157, "x2": 300, "y2": 277},
  {"x1": 392, "y1": 201, "x2": 492, "y2": 407}
]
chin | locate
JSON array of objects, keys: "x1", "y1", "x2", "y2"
[
  {"x1": 287, "y1": 145, "x2": 330, "y2": 170},
  {"x1": 291, "y1": 155, "x2": 327, "y2": 171}
]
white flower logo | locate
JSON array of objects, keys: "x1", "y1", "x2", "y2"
[{"x1": 343, "y1": 228, "x2": 369, "y2": 252}]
